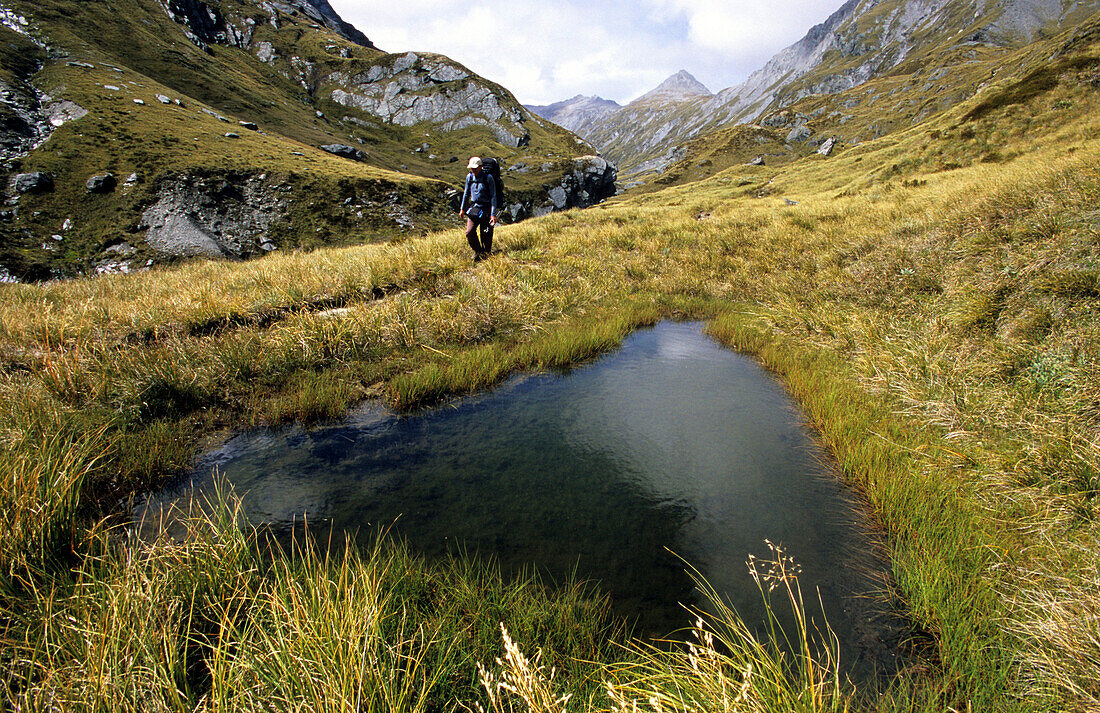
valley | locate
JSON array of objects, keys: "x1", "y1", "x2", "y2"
[{"x1": 2, "y1": 0, "x2": 1100, "y2": 710}]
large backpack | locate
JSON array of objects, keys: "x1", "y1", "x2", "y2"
[{"x1": 481, "y1": 157, "x2": 504, "y2": 210}]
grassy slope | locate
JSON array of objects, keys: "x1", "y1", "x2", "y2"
[
  {"x1": 632, "y1": 124, "x2": 805, "y2": 194},
  {"x1": 10, "y1": 0, "x2": 583, "y2": 183},
  {"x1": 1, "y1": 0, "x2": 587, "y2": 279},
  {"x1": 2, "y1": 14, "x2": 1100, "y2": 713}
]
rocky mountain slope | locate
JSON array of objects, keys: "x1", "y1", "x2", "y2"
[
  {"x1": 525, "y1": 95, "x2": 621, "y2": 134},
  {"x1": 569, "y1": 0, "x2": 1100, "y2": 178},
  {"x1": 578, "y1": 70, "x2": 718, "y2": 180},
  {"x1": 0, "y1": 0, "x2": 615, "y2": 280}
]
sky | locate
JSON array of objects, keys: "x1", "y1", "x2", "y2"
[{"x1": 328, "y1": 1, "x2": 845, "y2": 106}]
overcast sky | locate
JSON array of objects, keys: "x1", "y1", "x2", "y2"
[{"x1": 328, "y1": 1, "x2": 844, "y2": 106}]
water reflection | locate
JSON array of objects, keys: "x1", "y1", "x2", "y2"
[{"x1": 139, "y1": 321, "x2": 904, "y2": 679}]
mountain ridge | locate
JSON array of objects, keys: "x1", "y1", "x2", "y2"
[
  {"x1": 561, "y1": 0, "x2": 1100, "y2": 178},
  {"x1": 525, "y1": 94, "x2": 621, "y2": 134}
]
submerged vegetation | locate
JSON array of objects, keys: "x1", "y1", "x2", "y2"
[{"x1": 3, "y1": 16, "x2": 1100, "y2": 713}]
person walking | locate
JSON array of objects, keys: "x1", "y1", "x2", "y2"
[{"x1": 458, "y1": 156, "x2": 498, "y2": 261}]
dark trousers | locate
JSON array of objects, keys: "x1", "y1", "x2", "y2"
[{"x1": 465, "y1": 209, "x2": 493, "y2": 256}]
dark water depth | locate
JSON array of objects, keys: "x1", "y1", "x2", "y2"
[{"x1": 138, "y1": 321, "x2": 906, "y2": 680}]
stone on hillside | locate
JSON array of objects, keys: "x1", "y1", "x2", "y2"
[
  {"x1": 321, "y1": 144, "x2": 367, "y2": 161},
  {"x1": 13, "y1": 172, "x2": 53, "y2": 194},
  {"x1": 817, "y1": 137, "x2": 837, "y2": 156},
  {"x1": 548, "y1": 186, "x2": 567, "y2": 209},
  {"x1": 47, "y1": 100, "x2": 87, "y2": 128},
  {"x1": 225, "y1": 132, "x2": 241, "y2": 139},
  {"x1": 156, "y1": 94, "x2": 172, "y2": 104},
  {"x1": 133, "y1": 99, "x2": 145, "y2": 105},
  {"x1": 105, "y1": 242, "x2": 135, "y2": 255},
  {"x1": 746, "y1": 155, "x2": 765, "y2": 166},
  {"x1": 86, "y1": 173, "x2": 117, "y2": 193},
  {"x1": 786, "y1": 124, "x2": 812, "y2": 143},
  {"x1": 761, "y1": 111, "x2": 792, "y2": 128},
  {"x1": 62, "y1": 218, "x2": 73, "y2": 231},
  {"x1": 67, "y1": 61, "x2": 94, "y2": 69},
  {"x1": 239, "y1": 120, "x2": 259, "y2": 130}
]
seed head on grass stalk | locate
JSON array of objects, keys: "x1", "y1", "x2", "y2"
[
  {"x1": 472, "y1": 622, "x2": 572, "y2": 713},
  {"x1": 603, "y1": 544, "x2": 848, "y2": 713}
]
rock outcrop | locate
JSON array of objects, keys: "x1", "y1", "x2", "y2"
[
  {"x1": 329, "y1": 52, "x2": 531, "y2": 148},
  {"x1": 523, "y1": 156, "x2": 617, "y2": 219},
  {"x1": 159, "y1": 0, "x2": 374, "y2": 51},
  {"x1": 139, "y1": 173, "x2": 290, "y2": 258}
]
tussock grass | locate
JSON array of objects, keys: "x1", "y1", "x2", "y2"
[
  {"x1": 5, "y1": 41, "x2": 1100, "y2": 710},
  {"x1": 4, "y1": 492, "x2": 624, "y2": 711},
  {"x1": 475, "y1": 544, "x2": 850, "y2": 713},
  {"x1": 604, "y1": 545, "x2": 847, "y2": 713}
]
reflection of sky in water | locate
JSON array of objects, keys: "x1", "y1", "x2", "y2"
[
  {"x1": 137, "y1": 322, "x2": 903, "y2": 680},
  {"x1": 556, "y1": 324, "x2": 846, "y2": 608}
]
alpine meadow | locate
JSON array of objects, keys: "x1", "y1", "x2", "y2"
[{"x1": 2, "y1": 0, "x2": 1100, "y2": 710}]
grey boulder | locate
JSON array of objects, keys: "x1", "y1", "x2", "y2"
[
  {"x1": 13, "y1": 172, "x2": 53, "y2": 194},
  {"x1": 86, "y1": 173, "x2": 117, "y2": 193},
  {"x1": 786, "y1": 124, "x2": 812, "y2": 143},
  {"x1": 321, "y1": 144, "x2": 367, "y2": 161}
]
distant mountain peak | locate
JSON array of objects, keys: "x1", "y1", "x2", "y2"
[
  {"x1": 637, "y1": 70, "x2": 713, "y2": 102},
  {"x1": 525, "y1": 94, "x2": 622, "y2": 133}
]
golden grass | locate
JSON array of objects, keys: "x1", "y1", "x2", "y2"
[{"x1": 3, "y1": 53, "x2": 1100, "y2": 710}]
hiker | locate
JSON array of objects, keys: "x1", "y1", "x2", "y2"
[{"x1": 458, "y1": 156, "x2": 498, "y2": 261}]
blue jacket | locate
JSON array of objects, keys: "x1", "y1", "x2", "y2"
[{"x1": 460, "y1": 170, "x2": 498, "y2": 217}]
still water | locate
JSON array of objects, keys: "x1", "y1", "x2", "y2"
[{"x1": 140, "y1": 321, "x2": 903, "y2": 678}]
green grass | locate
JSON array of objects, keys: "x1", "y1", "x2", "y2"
[{"x1": 3, "y1": 493, "x2": 625, "y2": 710}]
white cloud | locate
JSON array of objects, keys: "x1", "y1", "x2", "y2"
[
  {"x1": 329, "y1": 0, "x2": 843, "y2": 105},
  {"x1": 646, "y1": 0, "x2": 836, "y2": 52}
]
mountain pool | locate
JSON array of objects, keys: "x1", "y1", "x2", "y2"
[{"x1": 137, "y1": 321, "x2": 906, "y2": 680}]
